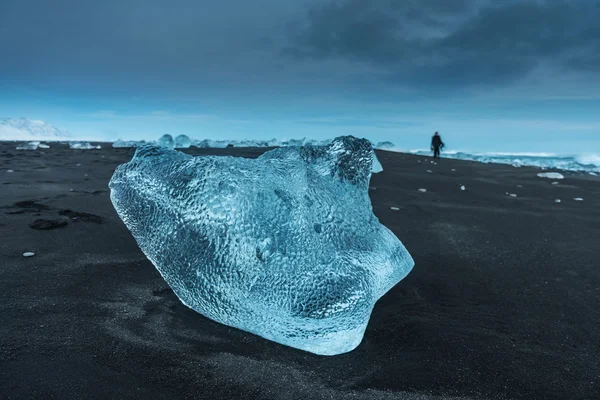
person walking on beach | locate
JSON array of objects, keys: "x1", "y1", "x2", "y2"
[{"x1": 431, "y1": 132, "x2": 444, "y2": 159}]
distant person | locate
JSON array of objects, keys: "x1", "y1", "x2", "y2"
[{"x1": 431, "y1": 132, "x2": 444, "y2": 159}]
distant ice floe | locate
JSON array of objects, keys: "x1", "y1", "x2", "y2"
[
  {"x1": 70, "y1": 142, "x2": 101, "y2": 150},
  {"x1": 16, "y1": 141, "x2": 40, "y2": 150},
  {"x1": 538, "y1": 172, "x2": 564, "y2": 179},
  {"x1": 113, "y1": 139, "x2": 145, "y2": 148},
  {"x1": 406, "y1": 149, "x2": 600, "y2": 174}
]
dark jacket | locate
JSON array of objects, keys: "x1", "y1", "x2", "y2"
[{"x1": 431, "y1": 135, "x2": 444, "y2": 148}]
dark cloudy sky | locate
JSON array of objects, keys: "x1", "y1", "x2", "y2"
[{"x1": 1, "y1": 0, "x2": 599, "y2": 152}]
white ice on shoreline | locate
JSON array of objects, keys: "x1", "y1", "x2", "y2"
[{"x1": 538, "y1": 172, "x2": 564, "y2": 179}]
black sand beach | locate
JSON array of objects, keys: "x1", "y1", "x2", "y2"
[{"x1": 1, "y1": 142, "x2": 599, "y2": 400}]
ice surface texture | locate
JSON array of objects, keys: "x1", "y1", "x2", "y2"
[{"x1": 109, "y1": 136, "x2": 414, "y2": 355}]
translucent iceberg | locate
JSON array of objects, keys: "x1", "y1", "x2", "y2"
[
  {"x1": 174, "y1": 134, "x2": 192, "y2": 149},
  {"x1": 109, "y1": 136, "x2": 414, "y2": 355},
  {"x1": 157, "y1": 134, "x2": 175, "y2": 148}
]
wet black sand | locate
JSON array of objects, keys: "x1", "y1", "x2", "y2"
[{"x1": 1, "y1": 142, "x2": 599, "y2": 399}]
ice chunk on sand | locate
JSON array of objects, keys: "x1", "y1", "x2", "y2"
[
  {"x1": 22, "y1": 252, "x2": 35, "y2": 257},
  {"x1": 38, "y1": 143, "x2": 50, "y2": 149},
  {"x1": 555, "y1": 199, "x2": 561, "y2": 203},
  {"x1": 589, "y1": 172, "x2": 598, "y2": 176},
  {"x1": 538, "y1": 172, "x2": 564, "y2": 179},
  {"x1": 418, "y1": 188, "x2": 427, "y2": 193},
  {"x1": 16, "y1": 141, "x2": 40, "y2": 150},
  {"x1": 460, "y1": 185, "x2": 466, "y2": 191},
  {"x1": 174, "y1": 134, "x2": 192, "y2": 149},
  {"x1": 426, "y1": 170, "x2": 432, "y2": 173},
  {"x1": 552, "y1": 182, "x2": 559, "y2": 185},
  {"x1": 574, "y1": 198, "x2": 584, "y2": 201},
  {"x1": 157, "y1": 134, "x2": 175, "y2": 148},
  {"x1": 109, "y1": 136, "x2": 414, "y2": 356},
  {"x1": 508, "y1": 193, "x2": 518, "y2": 197},
  {"x1": 372, "y1": 153, "x2": 383, "y2": 173},
  {"x1": 390, "y1": 207, "x2": 400, "y2": 211},
  {"x1": 70, "y1": 142, "x2": 100, "y2": 150},
  {"x1": 7, "y1": 169, "x2": 14, "y2": 173}
]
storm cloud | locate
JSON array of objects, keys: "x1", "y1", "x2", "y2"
[
  {"x1": 1, "y1": 0, "x2": 599, "y2": 95},
  {"x1": 284, "y1": 0, "x2": 600, "y2": 89}
]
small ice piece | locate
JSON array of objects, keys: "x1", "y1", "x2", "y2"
[
  {"x1": 109, "y1": 136, "x2": 414, "y2": 356},
  {"x1": 174, "y1": 134, "x2": 192, "y2": 149},
  {"x1": 508, "y1": 193, "x2": 517, "y2": 197},
  {"x1": 390, "y1": 207, "x2": 400, "y2": 211},
  {"x1": 22, "y1": 252, "x2": 35, "y2": 257},
  {"x1": 16, "y1": 141, "x2": 40, "y2": 150},
  {"x1": 426, "y1": 170, "x2": 432, "y2": 173},
  {"x1": 574, "y1": 198, "x2": 584, "y2": 201},
  {"x1": 69, "y1": 189, "x2": 74, "y2": 192},
  {"x1": 7, "y1": 169, "x2": 14, "y2": 173},
  {"x1": 372, "y1": 153, "x2": 383, "y2": 173},
  {"x1": 460, "y1": 185, "x2": 465, "y2": 191},
  {"x1": 555, "y1": 199, "x2": 561, "y2": 203},
  {"x1": 589, "y1": 172, "x2": 598, "y2": 176},
  {"x1": 451, "y1": 169, "x2": 456, "y2": 172},
  {"x1": 38, "y1": 143, "x2": 50, "y2": 149},
  {"x1": 157, "y1": 134, "x2": 175, "y2": 148},
  {"x1": 418, "y1": 188, "x2": 427, "y2": 193},
  {"x1": 552, "y1": 182, "x2": 559, "y2": 185},
  {"x1": 517, "y1": 185, "x2": 523, "y2": 188},
  {"x1": 76, "y1": 163, "x2": 81, "y2": 166},
  {"x1": 538, "y1": 172, "x2": 564, "y2": 179}
]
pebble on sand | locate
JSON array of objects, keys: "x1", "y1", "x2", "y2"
[
  {"x1": 22, "y1": 252, "x2": 35, "y2": 257},
  {"x1": 418, "y1": 188, "x2": 427, "y2": 193}
]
